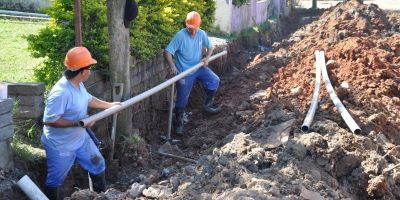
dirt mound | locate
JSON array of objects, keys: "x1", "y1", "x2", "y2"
[
  {"x1": 64, "y1": 1, "x2": 400, "y2": 199},
  {"x1": 268, "y1": 0, "x2": 400, "y2": 136}
]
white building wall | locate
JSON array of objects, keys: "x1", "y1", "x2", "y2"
[
  {"x1": 214, "y1": 0, "x2": 285, "y2": 33},
  {"x1": 214, "y1": 0, "x2": 233, "y2": 33}
]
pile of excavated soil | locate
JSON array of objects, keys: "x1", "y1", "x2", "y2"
[
  {"x1": 65, "y1": 1, "x2": 400, "y2": 199},
  {"x1": 267, "y1": 0, "x2": 400, "y2": 136}
]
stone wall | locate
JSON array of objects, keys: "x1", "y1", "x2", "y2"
[
  {"x1": 8, "y1": 82, "x2": 45, "y2": 120},
  {"x1": 0, "y1": 98, "x2": 14, "y2": 170},
  {"x1": 130, "y1": 51, "x2": 170, "y2": 134},
  {"x1": 128, "y1": 43, "x2": 231, "y2": 137}
]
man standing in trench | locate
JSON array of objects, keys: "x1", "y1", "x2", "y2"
[
  {"x1": 42, "y1": 47, "x2": 120, "y2": 200},
  {"x1": 164, "y1": 11, "x2": 221, "y2": 135}
]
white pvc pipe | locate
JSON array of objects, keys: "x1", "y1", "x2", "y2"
[
  {"x1": 80, "y1": 50, "x2": 227, "y2": 127},
  {"x1": 301, "y1": 50, "x2": 322, "y2": 131},
  {"x1": 318, "y1": 51, "x2": 361, "y2": 134},
  {"x1": 17, "y1": 175, "x2": 49, "y2": 200}
]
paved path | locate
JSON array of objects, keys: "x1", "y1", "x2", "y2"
[{"x1": 298, "y1": 0, "x2": 400, "y2": 10}]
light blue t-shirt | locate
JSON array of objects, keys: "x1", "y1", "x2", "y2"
[
  {"x1": 42, "y1": 76, "x2": 93, "y2": 151},
  {"x1": 165, "y1": 28, "x2": 212, "y2": 73}
]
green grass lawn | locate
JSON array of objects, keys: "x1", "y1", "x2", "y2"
[{"x1": 0, "y1": 18, "x2": 46, "y2": 82}]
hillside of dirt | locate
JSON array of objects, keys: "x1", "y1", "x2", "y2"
[{"x1": 8, "y1": 0, "x2": 398, "y2": 199}]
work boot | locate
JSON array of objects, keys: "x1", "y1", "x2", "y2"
[
  {"x1": 89, "y1": 171, "x2": 106, "y2": 193},
  {"x1": 175, "y1": 108, "x2": 185, "y2": 135},
  {"x1": 203, "y1": 89, "x2": 221, "y2": 115},
  {"x1": 44, "y1": 186, "x2": 59, "y2": 200}
]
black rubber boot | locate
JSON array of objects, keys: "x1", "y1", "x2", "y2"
[
  {"x1": 203, "y1": 89, "x2": 221, "y2": 114},
  {"x1": 44, "y1": 186, "x2": 59, "y2": 200},
  {"x1": 90, "y1": 171, "x2": 106, "y2": 193},
  {"x1": 175, "y1": 107, "x2": 185, "y2": 135}
]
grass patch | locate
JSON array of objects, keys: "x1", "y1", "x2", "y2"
[
  {"x1": 12, "y1": 119, "x2": 45, "y2": 161},
  {"x1": 0, "y1": 18, "x2": 46, "y2": 82}
]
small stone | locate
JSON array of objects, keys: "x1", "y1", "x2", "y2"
[
  {"x1": 340, "y1": 81, "x2": 350, "y2": 89},
  {"x1": 326, "y1": 60, "x2": 339, "y2": 68},
  {"x1": 184, "y1": 165, "x2": 196, "y2": 176},
  {"x1": 170, "y1": 176, "x2": 180, "y2": 189},
  {"x1": 269, "y1": 186, "x2": 280, "y2": 196},
  {"x1": 310, "y1": 169, "x2": 321, "y2": 181},
  {"x1": 200, "y1": 193, "x2": 212, "y2": 200},
  {"x1": 218, "y1": 156, "x2": 229, "y2": 166},
  {"x1": 291, "y1": 86, "x2": 302, "y2": 96},
  {"x1": 127, "y1": 183, "x2": 146, "y2": 198},
  {"x1": 301, "y1": 186, "x2": 324, "y2": 200}
]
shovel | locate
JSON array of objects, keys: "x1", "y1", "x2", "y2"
[
  {"x1": 158, "y1": 83, "x2": 196, "y2": 163},
  {"x1": 109, "y1": 83, "x2": 124, "y2": 160},
  {"x1": 90, "y1": 83, "x2": 124, "y2": 191}
]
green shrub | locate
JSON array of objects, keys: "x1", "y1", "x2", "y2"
[
  {"x1": 27, "y1": 0, "x2": 215, "y2": 88},
  {"x1": 27, "y1": 0, "x2": 108, "y2": 88},
  {"x1": 130, "y1": 0, "x2": 215, "y2": 60}
]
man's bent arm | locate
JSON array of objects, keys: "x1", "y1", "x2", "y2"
[
  {"x1": 164, "y1": 50, "x2": 178, "y2": 75},
  {"x1": 45, "y1": 118, "x2": 79, "y2": 127},
  {"x1": 202, "y1": 47, "x2": 214, "y2": 66}
]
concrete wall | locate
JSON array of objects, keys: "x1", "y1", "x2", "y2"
[
  {"x1": 0, "y1": 98, "x2": 14, "y2": 170},
  {"x1": 215, "y1": 0, "x2": 233, "y2": 34},
  {"x1": 214, "y1": 0, "x2": 288, "y2": 33},
  {"x1": 8, "y1": 82, "x2": 45, "y2": 120}
]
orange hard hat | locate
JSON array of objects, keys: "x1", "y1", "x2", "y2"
[
  {"x1": 64, "y1": 47, "x2": 97, "y2": 71},
  {"x1": 185, "y1": 11, "x2": 201, "y2": 29}
]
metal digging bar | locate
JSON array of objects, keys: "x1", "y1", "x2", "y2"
[
  {"x1": 110, "y1": 83, "x2": 124, "y2": 160},
  {"x1": 301, "y1": 50, "x2": 322, "y2": 131},
  {"x1": 79, "y1": 50, "x2": 227, "y2": 162},
  {"x1": 158, "y1": 83, "x2": 196, "y2": 163}
]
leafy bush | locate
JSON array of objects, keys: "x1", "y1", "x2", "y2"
[
  {"x1": 27, "y1": 0, "x2": 215, "y2": 87},
  {"x1": 27, "y1": 0, "x2": 108, "y2": 88},
  {"x1": 131, "y1": 0, "x2": 215, "y2": 60}
]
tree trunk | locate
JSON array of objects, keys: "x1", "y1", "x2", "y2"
[
  {"x1": 106, "y1": 0, "x2": 133, "y2": 136},
  {"x1": 74, "y1": 0, "x2": 82, "y2": 46},
  {"x1": 312, "y1": 0, "x2": 317, "y2": 9}
]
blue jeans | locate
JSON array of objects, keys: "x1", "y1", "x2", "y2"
[
  {"x1": 175, "y1": 67, "x2": 220, "y2": 108},
  {"x1": 43, "y1": 133, "x2": 105, "y2": 187}
]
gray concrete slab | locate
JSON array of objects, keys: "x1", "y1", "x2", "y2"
[
  {"x1": 0, "y1": 125, "x2": 13, "y2": 140},
  {"x1": 0, "y1": 112, "x2": 12, "y2": 128},
  {"x1": 0, "y1": 139, "x2": 14, "y2": 170},
  {"x1": 13, "y1": 105, "x2": 43, "y2": 119},
  {"x1": 7, "y1": 82, "x2": 45, "y2": 96},
  {"x1": 9, "y1": 95, "x2": 43, "y2": 106},
  {"x1": 0, "y1": 99, "x2": 13, "y2": 115}
]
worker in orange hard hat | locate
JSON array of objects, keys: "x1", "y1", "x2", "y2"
[
  {"x1": 42, "y1": 46, "x2": 120, "y2": 200},
  {"x1": 164, "y1": 11, "x2": 221, "y2": 135}
]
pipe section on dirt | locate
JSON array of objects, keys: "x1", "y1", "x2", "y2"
[
  {"x1": 301, "y1": 51, "x2": 322, "y2": 131},
  {"x1": 17, "y1": 175, "x2": 49, "y2": 200},
  {"x1": 79, "y1": 50, "x2": 227, "y2": 127},
  {"x1": 318, "y1": 51, "x2": 361, "y2": 134}
]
